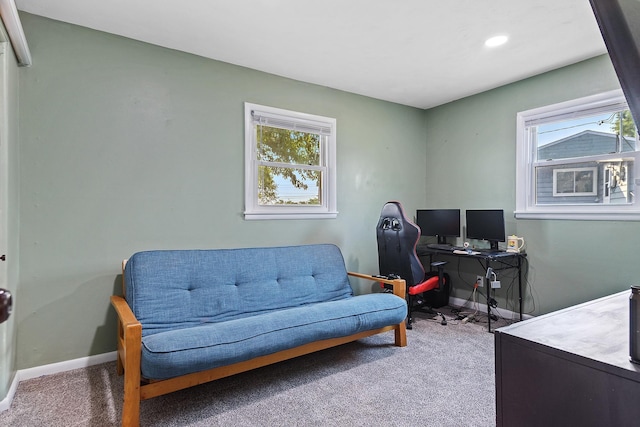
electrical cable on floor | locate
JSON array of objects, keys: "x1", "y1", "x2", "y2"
[
  {"x1": 461, "y1": 282, "x2": 480, "y2": 324},
  {"x1": 448, "y1": 253, "x2": 536, "y2": 323}
]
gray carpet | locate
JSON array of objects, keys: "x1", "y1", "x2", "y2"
[{"x1": 0, "y1": 310, "x2": 505, "y2": 426}]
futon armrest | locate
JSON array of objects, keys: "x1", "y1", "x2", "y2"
[
  {"x1": 110, "y1": 295, "x2": 142, "y2": 373},
  {"x1": 111, "y1": 295, "x2": 141, "y2": 329},
  {"x1": 347, "y1": 272, "x2": 406, "y2": 300}
]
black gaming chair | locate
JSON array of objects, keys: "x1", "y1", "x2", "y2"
[{"x1": 376, "y1": 201, "x2": 450, "y2": 329}]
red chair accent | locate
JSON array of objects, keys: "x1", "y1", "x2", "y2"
[{"x1": 408, "y1": 277, "x2": 440, "y2": 296}]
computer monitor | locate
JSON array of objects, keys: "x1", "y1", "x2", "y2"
[
  {"x1": 465, "y1": 209, "x2": 506, "y2": 251},
  {"x1": 416, "y1": 209, "x2": 461, "y2": 244}
]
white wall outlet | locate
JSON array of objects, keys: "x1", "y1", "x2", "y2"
[
  {"x1": 476, "y1": 275, "x2": 484, "y2": 287},
  {"x1": 491, "y1": 280, "x2": 501, "y2": 289}
]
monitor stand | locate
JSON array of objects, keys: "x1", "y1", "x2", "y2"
[{"x1": 436, "y1": 236, "x2": 448, "y2": 245}]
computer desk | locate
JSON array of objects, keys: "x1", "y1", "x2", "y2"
[{"x1": 416, "y1": 244, "x2": 527, "y2": 332}]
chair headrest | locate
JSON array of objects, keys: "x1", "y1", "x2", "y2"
[{"x1": 380, "y1": 217, "x2": 401, "y2": 231}]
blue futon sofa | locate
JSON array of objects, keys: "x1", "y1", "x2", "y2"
[{"x1": 111, "y1": 244, "x2": 408, "y2": 426}]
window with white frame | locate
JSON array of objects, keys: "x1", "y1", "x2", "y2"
[
  {"x1": 244, "y1": 102, "x2": 337, "y2": 220},
  {"x1": 515, "y1": 89, "x2": 640, "y2": 220}
]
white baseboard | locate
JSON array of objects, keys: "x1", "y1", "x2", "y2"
[
  {"x1": 449, "y1": 296, "x2": 534, "y2": 321},
  {"x1": 0, "y1": 372, "x2": 18, "y2": 412},
  {"x1": 17, "y1": 351, "x2": 117, "y2": 382},
  {"x1": 0, "y1": 351, "x2": 117, "y2": 412}
]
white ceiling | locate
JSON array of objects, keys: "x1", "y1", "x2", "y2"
[{"x1": 15, "y1": 0, "x2": 608, "y2": 109}]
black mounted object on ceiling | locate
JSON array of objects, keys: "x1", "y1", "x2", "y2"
[{"x1": 589, "y1": 0, "x2": 640, "y2": 126}]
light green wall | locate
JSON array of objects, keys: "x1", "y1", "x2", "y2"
[
  {"x1": 15, "y1": 13, "x2": 427, "y2": 369},
  {"x1": 423, "y1": 55, "x2": 639, "y2": 315},
  {"x1": 12, "y1": 12, "x2": 640, "y2": 372}
]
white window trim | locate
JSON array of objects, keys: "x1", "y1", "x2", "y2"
[
  {"x1": 515, "y1": 89, "x2": 640, "y2": 221},
  {"x1": 244, "y1": 102, "x2": 338, "y2": 220}
]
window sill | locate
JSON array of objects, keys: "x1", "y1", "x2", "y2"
[
  {"x1": 244, "y1": 211, "x2": 338, "y2": 220},
  {"x1": 515, "y1": 209, "x2": 640, "y2": 221}
]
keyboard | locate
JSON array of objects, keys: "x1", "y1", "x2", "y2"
[
  {"x1": 477, "y1": 249, "x2": 507, "y2": 256},
  {"x1": 453, "y1": 249, "x2": 481, "y2": 255},
  {"x1": 427, "y1": 243, "x2": 465, "y2": 251}
]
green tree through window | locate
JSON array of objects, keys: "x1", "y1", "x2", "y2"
[
  {"x1": 611, "y1": 110, "x2": 638, "y2": 139},
  {"x1": 257, "y1": 125, "x2": 321, "y2": 205}
]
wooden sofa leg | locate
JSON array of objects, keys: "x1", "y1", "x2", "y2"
[
  {"x1": 116, "y1": 319, "x2": 124, "y2": 376},
  {"x1": 121, "y1": 363, "x2": 141, "y2": 427},
  {"x1": 111, "y1": 295, "x2": 142, "y2": 426},
  {"x1": 395, "y1": 322, "x2": 407, "y2": 347},
  {"x1": 116, "y1": 355, "x2": 124, "y2": 376},
  {"x1": 121, "y1": 317, "x2": 142, "y2": 426}
]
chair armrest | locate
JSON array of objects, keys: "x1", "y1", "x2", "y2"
[{"x1": 347, "y1": 272, "x2": 406, "y2": 300}]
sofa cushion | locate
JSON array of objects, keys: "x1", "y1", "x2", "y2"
[
  {"x1": 125, "y1": 244, "x2": 354, "y2": 337},
  {"x1": 140, "y1": 293, "x2": 407, "y2": 379}
]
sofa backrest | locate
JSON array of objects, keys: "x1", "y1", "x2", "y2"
[{"x1": 124, "y1": 244, "x2": 353, "y2": 336}]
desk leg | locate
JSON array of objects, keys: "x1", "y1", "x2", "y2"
[
  {"x1": 518, "y1": 256, "x2": 523, "y2": 321},
  {"x1": 486, "y1": 260, "x2": 492, "y2": 333},
  {"x1": 487, "y1": 290, "x2": 492, "y2": 332}
]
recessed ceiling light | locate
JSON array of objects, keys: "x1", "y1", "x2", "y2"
[{"x1": 485, "y1": 35, "x2": 509, "y2": 48}]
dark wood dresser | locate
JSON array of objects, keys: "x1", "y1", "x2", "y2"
[{"x1": 495, "y1": 290, "x2": 640, "y2": 426}]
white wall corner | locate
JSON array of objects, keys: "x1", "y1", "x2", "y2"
[{"x1": 0, "y1": 371, "x2": 18, "y2": 412}]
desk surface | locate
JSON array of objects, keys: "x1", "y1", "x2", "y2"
[
  {"x1": 496, "y1": 290, "x2": 638, "y2": 375},
  {"x1": 416, "y1": 244, "x2": 526, "y2": 260}
]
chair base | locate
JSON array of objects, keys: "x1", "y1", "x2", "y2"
[
  {"x1": 406, "y1": 298, "x2": 448, "y2": 328},
  {"x1": 406, "y1": 270, "x2": 451, "y2": 329},
  {"x1": 422, "y1": 271, "x2": 451, "y2": 309}
]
